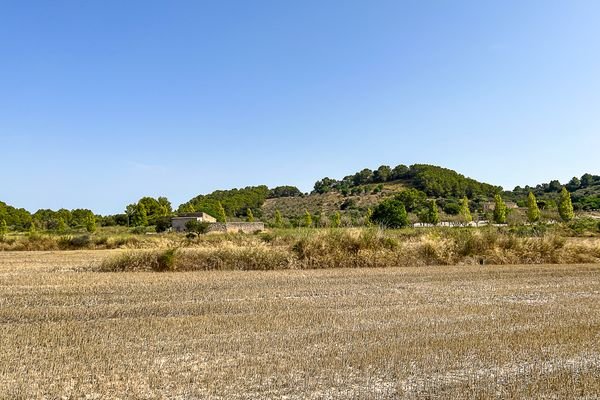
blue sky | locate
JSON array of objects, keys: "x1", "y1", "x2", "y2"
[{"x1": 2, "y1": 0, "x2": 599, "y2": 214}]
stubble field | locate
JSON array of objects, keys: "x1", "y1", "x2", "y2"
[{"x1": 1, "y1": 251, "x2": 599, "y2": 399}]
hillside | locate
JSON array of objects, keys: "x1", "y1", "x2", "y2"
[{"x1": 262, "y1": 182, "x2": 407, "y2": 219}]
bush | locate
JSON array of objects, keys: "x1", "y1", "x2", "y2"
[
  {"x1": 185, "y1": 220, "x2": 210, "y2": 236},
  {"x1": 156, "y1": 248, "x2": 177, "y2": 271},
  {"x1": 371, "y1": 198, "x2": 408, "y2": 228},
  {"x1": 131, "y1": 226, "x2": 147, "y2": 234}
]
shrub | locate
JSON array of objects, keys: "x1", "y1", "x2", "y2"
[
  {"x1": 185, "y1": 220, "x2": 210, "y2": 236},
  {"x1": 371, "y1": 198, "x2": 408, "y2": 228},
  {"x1": 156, "y1": 248, "x2": 177, "y2": 271}
]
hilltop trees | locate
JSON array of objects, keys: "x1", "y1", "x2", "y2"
[
  {"x1": 311, "y1": 164, "x2": 500, "y2": 198},
  {"x1": 558, "y1": 187, "x2": 575, "y2": 222},
  {"x1": 373, "y1": 165, "x2": 392, "y2": 183},
  {"x1": 178, "y1": 186, "x2": 269, "y2": 219},
  {"x1": 527, "y1": 192, "x2": 541, "y2": 223},
  {"x1": 493, "y1": 194, "x2": 507, "y2": 224},
  {"x1": 268, "y1": 186, "x2": 302, "y2": 198}
]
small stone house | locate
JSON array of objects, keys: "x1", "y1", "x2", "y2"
[{"x1": 171, "y1": 212, "x2": 217, "y2": 232}]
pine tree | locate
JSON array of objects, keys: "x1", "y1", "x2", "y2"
[
  {"x1": 86, "y1": 214, "x2": 97, "y2": 233},
  {"x1": 429, "y1": 200, "x2": 440, "y2": 225},
  {"x1": 246, "y1": 208, "x2": 255, "y2": 222},
  {"x1": 493, "y1": 194, "x2": 507, "y2": 224},
  {"x1": 303, "y1": 211, "x2": 313, "y2": 227},
  {"x1": 365, "y1": 208, "x2": 373, "y2": 227},
  {"x1": 0, "y1": 219, "x2": 7, "y2": 237},
  {"x1": 274, "y1": 210, "x2": 283, "y2": 228},
  {"x1": 558, "y1": 187, "x2": 574, "y2": 222},
  {"x1": 460, "y1": 196, "x2": 472, "y2": 223},
  {"x1": 331, "y1": 211, "x2": 341, "y2": 228},
  {"x1": 217, "y1": 202, "x2": 227, "y2": 223},
  {"x1": 419, "y1": 200, "x2": 440, "y2": 225},
  {"x1": 527, "y1": 192, "x2": 541, "y2": 223}
]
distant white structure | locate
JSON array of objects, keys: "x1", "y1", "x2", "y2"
[
  {"x1": 171, "y1": 213, "x2": 217, "y2": 232},
  {"x1": 412, "y1": 220, "x2": 508, "y2": 228}
]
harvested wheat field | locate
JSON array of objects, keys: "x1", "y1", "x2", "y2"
[{"x1": 1, "y1": 251, "x2": 600, "y2": 399}]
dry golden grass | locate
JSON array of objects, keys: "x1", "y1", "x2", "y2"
[{"x1": 1, "y1": 251, "x2": 600, "y2": 398}]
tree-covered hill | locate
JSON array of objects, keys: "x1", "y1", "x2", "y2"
[
  {"x1": 509, "y1": 173, "x2": 600, "y2": 211},
  {"x1": 2, "y1": 165, "x2": 598, "y2": 232},
  {"x1": 177, "y1": 186, "x2": 271, "y2": 220},
  {"x1": 313, "y1": 164, "x2": 501, "y2": 198}
]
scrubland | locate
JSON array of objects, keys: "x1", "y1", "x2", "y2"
[
  {"x1": 96, "y1": 228, "x2": 600, "y2": 272},
  {"x1": 0, "y1": 251, "x2": 599, "y2": 398}
]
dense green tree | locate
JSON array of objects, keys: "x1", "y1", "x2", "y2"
[
  {"x1": 493, "y1": 194, "x2": 507, "y2": 224},
  {"x1": 216, "y1": 202, "x2": 227, "y2": 223},
  {"x1": 558, "y1": 187, "x2": 575, "y2": 222},
  {"x1": 391, "y1": 164, "x2": 409, "y2": 180},
  {"x1": 548, "y1": 180, "x2": 562, "y2": 192},
  {"x1": 566, "y1": 177, "x2": 581, "y2": 191},
  {"x1": 371, "y1": 198, "x2": 408, "y2": 228},
  {"x1": 395, "y1": 189, "x2": 427, "y2": 212},
  {"x1": 459, "y1": 196, "x2": 472, "y2": 223},
  {"x1": 581, "y1": 173, "x2": 594, "y2": 188},
  {"x1": 131, "y1": 204, "x2": 148, "y2": 227},
  {"x1": 303, "y1": 211, "x2": 313, "y2": 227},
  {"x1": 373, "y1": 165, "x2": 392, "y2": 183},
  {"x1": 246, "y1": 208, "x2": 255, "y2": 222},
  {"x1": 419, "y1": 200, "x2": 440, "y2": 225},
  {"x1": 313, "y1": 177, "x2": 338, "y2": 194},
  {"x1": 353, "y1": 169, "x2": 373, "y2": 186},
  {"x1": 268, "y1": 186, "x2": 302, "y2": 198},
  {"x1": 527, "y1": 192, "x2": 541, "y2": 223}
]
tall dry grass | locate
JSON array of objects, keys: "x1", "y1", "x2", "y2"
[{"x1": 97, "y1": 228, "x2": 600, "y2": 272}]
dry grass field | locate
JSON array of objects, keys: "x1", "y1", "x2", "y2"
[{"x1": 1, "y1": 251, "x2": 600, "y2": 398}]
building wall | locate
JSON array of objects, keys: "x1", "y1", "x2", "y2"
[
  {"x1": 202, "y1": 213, "x2": 217, "y2": 223},
  {"x1": 172, "y1": 217, "x2": 199, "y2": 232}
]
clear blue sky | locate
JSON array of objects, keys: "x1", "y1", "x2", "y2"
[{"x1": 2, "y1": 0, "x2": 599, "y2": 214}]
